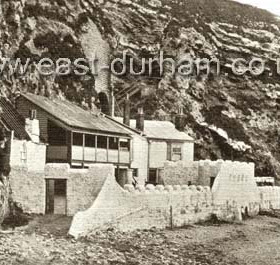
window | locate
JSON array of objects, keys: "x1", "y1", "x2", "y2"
[
  {"x1": 29, "y1": 109, "x2": 37, "y2": 120},
  {"x1": 85, "y1": 134, "x2": 95, "y2": 147},
  {"x1": 132, "y1": 169, "x2": 138, "y2": 178},
  {"x1": 171, "y1": 144, "x2": 182, "y2": 161},
  {"x1": 73, "y1": 133, "x2": 83, "y2": 146},
  {"x1": 119, "y1": 139, "x2": 130, "y2": 151},
  {"x1": 97, "y1": 136, "x2": 107, "y2": 149},
  {"x1": 109, "y1": 137, "x2": 119, "y2": 150}
]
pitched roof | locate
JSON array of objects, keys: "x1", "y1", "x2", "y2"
[
  {"x1": 0, "y1": 97, "x2": 31, "y2": 140},
  {"x1": 114, "y1": 117, "x2": 194, "y2": 142},
  {"x1": 20, "y1": 93, "x2": 130, "y2": 136}
]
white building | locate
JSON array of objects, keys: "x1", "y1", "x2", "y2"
[{"x1": 111, "y1": 112, "x2": 194, "y2": 185}]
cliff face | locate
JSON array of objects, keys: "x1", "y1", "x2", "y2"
[
  {"x1": 0, "y1": 143, "x2": 10, "y2": 224},
  {"x1": 1, "y1": 0, "x2": 280, "y2": 178},
  {"x1": 0, "y1": 178, "x2": 10, "y2": 224}
]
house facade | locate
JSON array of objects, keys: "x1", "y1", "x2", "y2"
[
  {"x1": 16, "y1": 93, "x2": 132, "y2": 170},
  {"x1": 15, "y1": 93, "x2": 194, "y2": 186},
  {"x1": 2, "y1": 93, "x2": 195, "y2": 216},
  {"x1": 112, "y1": 111, "x2": 194, "y2": 185}
]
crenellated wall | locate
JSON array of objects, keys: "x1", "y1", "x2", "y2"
[
  {"x1": 69, "y1": 169, "x2": 226, "y2": 238},
  {"x1": 259, "y1": 187, "x2": 280, "y2": 211},
  {"x1": 69, "y1": 160, "x2": 260, "y2": 238},
  {"x1": 9, "y1": 161, "x2": 280, "y2": 239}
]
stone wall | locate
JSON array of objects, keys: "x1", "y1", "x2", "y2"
[
  {"x1": 212, "y1": 161, "x2": 260, "y2": 217},
  {"x1": 163, "y1": 160, "x2": 243, "y2": 187},
  {"x1": 69, "y1": 161, "x2": 259, "y2": 238},
  {"x1": 9, "y1": 164, "x2": 111, "y2": 216},
  {"x1": 10, "y1": 161, "x2": 280, "y2": 239},
  {"x1": 45, "y1": 164, "x2": 112, "y2": 216},
  {"x1": 163, "y1": 160, "x2": 199, "y2": 185},
  {"x1": 9, "y1": 166, "x2": 45, "y2": 214},
  {"x1": 69, "y1": 169, "x2": 222, "y2": 238},
  {"x1": 259, "y1": 187, "x2": 280, "y2": 210},
  {"x1": 0, "y1": 177, "x2": 10, "y2": 224}
]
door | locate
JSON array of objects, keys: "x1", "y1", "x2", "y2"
[
  {"x1": 46, "y1": 179, "x2": 55, "y2": 214},
  {"x1": 115, "y1": 168, "x2": 128, "y2": 187},
  {"x1": 46, "y1": 179, "x2": 67, "y2": 215}
]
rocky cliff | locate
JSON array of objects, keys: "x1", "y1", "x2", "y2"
[{"x1": 1, "y1": 0, "x2": 280, "y2": 179}]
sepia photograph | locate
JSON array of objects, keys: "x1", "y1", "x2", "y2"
[{"x1": 1, "y1": 0, "x2": 280, "y2": 264}]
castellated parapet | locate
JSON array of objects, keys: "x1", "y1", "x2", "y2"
[
  {"x1": 8, "y1": 160, "x2": 280, "y2": 239},
  {"x1": 69, "y1": 160, "x2": 259, "y2": 238}
]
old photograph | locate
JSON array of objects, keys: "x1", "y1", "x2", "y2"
[{"x1": 1, "y1": 0, "x2": 280, "y2": 264}]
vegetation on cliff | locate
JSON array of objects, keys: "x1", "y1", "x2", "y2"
[{"x1": 1, "y1": 0, "x2": 280, "y2": 178}]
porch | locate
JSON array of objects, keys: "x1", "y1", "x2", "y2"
[{"x1": 46, "y1": 121, "x2": 131, "y2": 167}]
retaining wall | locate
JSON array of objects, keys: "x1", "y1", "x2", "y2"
[
  {"x1": 9, "y1": 161, "x2": 280, "y2": 239},
  {"x1": 69, "y1": 160, "x2": 260, "y2": 238},
  {"x1": 259, "y1": 187, "x2": 280, "y2": 210},
  {"x1": 164, "y1": 160, "x2": 253, "y2": 187},
  {"x1": 9, "y1": 164, "x2": 111, "y2": 216}
]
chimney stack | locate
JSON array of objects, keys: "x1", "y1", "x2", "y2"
[
  {"x1": 25, "y1": 109, "x2": 40, "y2": 143},
  {"x1": 123, "y1": 94, "x2": 130, "y2": 126},
  {"x1": 136, "y1": 107, "x2": 144, "y2": 132},
  {"x1": 175, "y1": 107, "x2": 185, "y2": 132}
]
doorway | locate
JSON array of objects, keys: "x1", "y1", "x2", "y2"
[
  {"x1": 46, "y1": 179, "x2": 67, "y2": 215},
  {"x1": 115, "y1": 167, "x2": 128, "y2": 187}
]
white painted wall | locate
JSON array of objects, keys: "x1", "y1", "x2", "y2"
[
  {"x1": 130, "y1": 135, "x2": 149, "y2": 185},
  {"x1": 10, "y1": 138, "x2": 46, "y2": 172},
  {"x1": 182, "y1": 142, "x2": 194, "y2": 162},
  {"x1": 149, "y1": 141, "x2": 168, "y2": 168}
]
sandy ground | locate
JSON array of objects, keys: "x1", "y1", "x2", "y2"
[{"x1": 1, "y1": 214, "x2": 280, "y2": 264}]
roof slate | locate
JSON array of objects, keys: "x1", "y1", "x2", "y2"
[
  {"x1": 0, "y1": 97, "x2": 31, "y2": 140},
  {"x1": 21, "y1": 93, "x2": 130, "y2": 136},
  {"x1": 114, "y1": 117, "x2": 194, "y2": 141}
]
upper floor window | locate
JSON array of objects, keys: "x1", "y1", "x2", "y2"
[
  {"x1": 85, "y1": 134, "x2": 96, "y2": 148},
  {"x1": 171, "y1": 144, "x2": 182, "y2": 161},
  {"x1": 109, "y1": 137, "x2": 119, "y2": 150},
  {"x1": 119, "y1": 139, "x2": 130, "y2": 151},
  {"x1": 97, "y1": 135, "x2": 107, "y2": 149},
  {"x1": 73, "y1": 132, "x2": 83, "y2": 146}
]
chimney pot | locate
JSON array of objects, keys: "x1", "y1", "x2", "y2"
[
  {"x1": 123, "y1": 94, "x2": 130, "y2": 126},
  {"x1": 175, "y1": 107, "x2": 185, "y2": 132}
]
